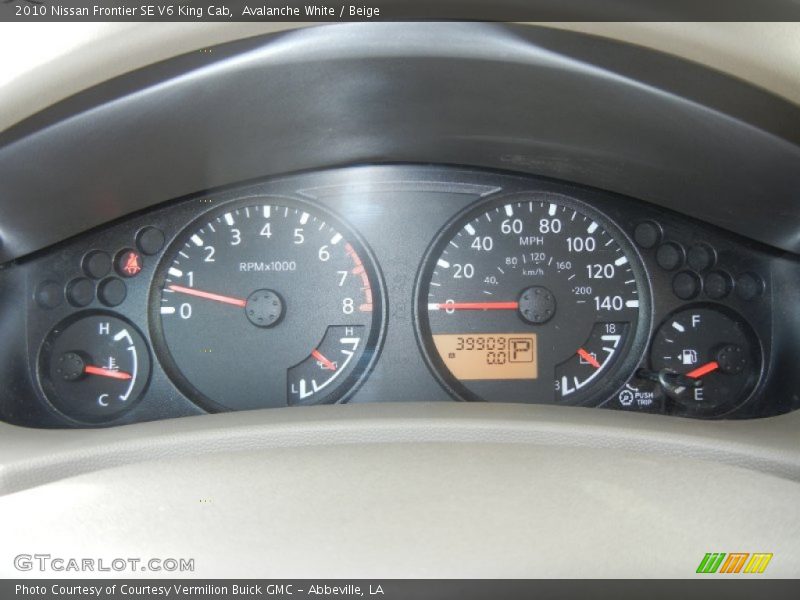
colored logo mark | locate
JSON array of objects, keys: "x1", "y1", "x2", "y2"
[{"x1": 696, "y1": 552, "x2": 773, "y2": 574}]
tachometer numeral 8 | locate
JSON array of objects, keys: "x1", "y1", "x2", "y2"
[{"x1": 343, "y1": 298, "x2": 354, "y2": 314}]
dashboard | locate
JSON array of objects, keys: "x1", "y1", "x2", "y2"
[
  {"x1": 1, "y1": 164, "x2": 796, "y2": 428},
  {"x1": 2, "y1": 21, "x2": 800, "y2": 580}
]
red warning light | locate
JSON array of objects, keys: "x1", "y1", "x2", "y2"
[{"x1": 116, "y1": 250, "x2": 143, "y2": 277}]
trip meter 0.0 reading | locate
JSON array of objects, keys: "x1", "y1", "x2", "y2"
[
  {"x1": 150, "y1": 199, "x2": 385, "y2": 411},
  {"x1": 416, "y1": 193, "x2": 649, "y2": 405},
  {"x1": 432, "y1": 333, "x2": 537, "y2": 380}
]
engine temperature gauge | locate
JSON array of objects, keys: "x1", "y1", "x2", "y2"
[
  {"x1": 649, "y1": 306, "x2": 761, "y2": 416},
  {"x1": 287, "y1": 325, "x2": 364, "y2": 405},
  {"x1": 39, "y1": 313, "x2": 151, "y2": 422}
]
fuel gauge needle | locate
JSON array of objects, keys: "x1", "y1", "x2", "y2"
[
  {"x1": 84, "y1": 365, "x2": 132, "y2": 380},
  {"x1": 686, "y1": 361, "x2": 719, "y2": 379},
  {"x1": 577, "y1": 348, "x2": 602, "y2": 369},
  {"x1": 167, "y1": 284, "x2": 247, "y2": 307}
]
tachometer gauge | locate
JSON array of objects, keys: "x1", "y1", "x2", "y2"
[
  {"x1": 150, "y1": 199, "x2": 385, "y2": 411},
  {"x1": 415, "y1": 193, "x2": 650, "y2": 405}
]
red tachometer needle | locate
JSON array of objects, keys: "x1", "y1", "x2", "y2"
[
  {"x1": 168, "y1": 284, "x2": 247, "y2": 308},
  {"x1": 577, "y1": 348, "x2": 601, "y2": 369},
  {"x1": 428, "y1": 301, "x2": 519, "y2": 311},
  {"x1": 311, "y1": 349, "x2": 337, "y2": 371},
  {"x1": 84, "y1": 365, "x2": 132, "y2": 380},
  {"x1": 686, "y1": 361, "x2": 719, "y2": 379}
]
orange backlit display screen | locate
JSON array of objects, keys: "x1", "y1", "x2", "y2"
[{"x1": 432, "y1": 333, "x2": 537, "y2": 380}]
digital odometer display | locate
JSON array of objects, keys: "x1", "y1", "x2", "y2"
[
  {"x1": 416, "y1": 193, "x2": 649, "y2": 405},
  {"x1": 150, "y1": 198, "x2": 385, "y2": 411},
  {"x1": 432, "y1": 333, "x2": 537, "y2": 380}
]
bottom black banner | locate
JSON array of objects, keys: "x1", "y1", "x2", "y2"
[{"x1": 2, "y1": 580, "x2": 800, "y2": 600}]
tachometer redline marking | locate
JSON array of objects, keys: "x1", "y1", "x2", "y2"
[
  {"x1": 167, "y1": 284, "x2": 247, "y2": 307},
  {"x1": 345, "y1": 242, "x2": 373, "y2": 312}
]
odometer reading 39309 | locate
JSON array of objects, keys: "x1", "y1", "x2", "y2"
[
  {"x1": 415, "y1": 193, "x2": 650, "y2": 405},
  {"x1": 151, "y1": 198, "x2": 385, "y2": 411}
]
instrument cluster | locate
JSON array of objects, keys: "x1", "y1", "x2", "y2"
[{"x1": 0, "y1": 165, "x2": 795, "y2": 428}]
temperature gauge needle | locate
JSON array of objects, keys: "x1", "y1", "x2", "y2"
[
  {"x1": 686, "y1": 361, "x2": 719, "y2": 379},
  {"x1": 167, "y1": 284, "x2": 247, "y2": 307},
  {"x1": 577, "y1": 348, "x2": 601, "y2": 369},
  {"x1": 311, "y1": 349, "x2": 337, "y2": 371},
  {"x1": 428, "y1": 301, "x2": 519, "y2": 311},
  {"x1": 84, "y1": 365, "x2": 132, "y2": 380}
]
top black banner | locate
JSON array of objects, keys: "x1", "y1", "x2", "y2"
[{"x1": 2, "y1": 0, "x2": 800, "y2": 22}]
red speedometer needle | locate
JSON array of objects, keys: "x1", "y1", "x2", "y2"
[
  {"x1": 686, "y1": 361, "x2": 719, "y2": 379},
  {"x1": 428, "y1": 301, "x2": 519, "y2": 311},
  {"x1": 167, "y1": 284, "x2": 247, "y2": 308},
  {"x1": 577, "y1": 348, "x2": 601, "y2": 369},
  {"x1": 84, "y1": 365, "x2": 132, "y2": 380},
  {"x1": 311, "y1": 349, "x2": 337, "y2": 371}
]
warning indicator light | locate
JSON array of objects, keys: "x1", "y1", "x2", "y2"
[{"x1": 115, "y1": 249, "x2": 143, "y2": 278}]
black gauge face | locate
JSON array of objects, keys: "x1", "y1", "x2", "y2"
[
  {"x1": 650, "y1": 306, "x2": 761, "y2": 416},
  {"x1": 39, "y1": 313, "x2": 151, "y2": 422},
  {"x1": 151, "y1": 199, "x2": 385, "y2": 411},
  {"x1": 415, "y1": 193, "x2": 650, "y2": 405}
]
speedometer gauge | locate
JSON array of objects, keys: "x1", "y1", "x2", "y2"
[
  {"x1": 150, "y1": 198, "x2": 385, "y2": 411},
  {"x1": 415, "y1": 193, "x2": 650, "y2": 405}
]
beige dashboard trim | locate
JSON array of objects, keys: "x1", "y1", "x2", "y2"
[
  {"x1": 2, "y1": 403, "x2": 800, "y2": 496},
  {"x1": 1, "y1": 403, "x2": 799, "y2": 578}
]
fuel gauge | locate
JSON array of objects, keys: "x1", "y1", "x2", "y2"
[
  {"x1": 649, "y1": 306, "x2": 761, "y2": 416},
  {"x1": 556, "y1": 322, "x2": 629, "y2": 400},
  {"x1": 39, "y1": 313, "x2": 151, "y2": 422}
]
